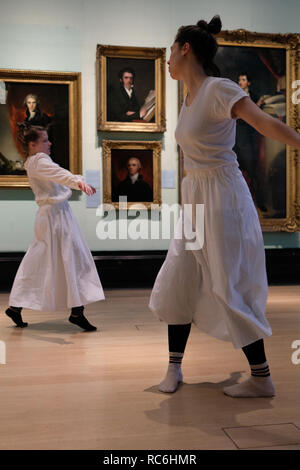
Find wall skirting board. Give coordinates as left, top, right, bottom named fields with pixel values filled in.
left=0, top=249, right=299, bottom=291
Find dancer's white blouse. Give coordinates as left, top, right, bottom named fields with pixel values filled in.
left=24, top=152, right=83, bottom=205
left=176, top=76, right=248, bottom=170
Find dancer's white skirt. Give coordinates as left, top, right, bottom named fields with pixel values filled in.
left=9, top=200, right=105, bottom=311
left=149, top=162, right=272, bottom=349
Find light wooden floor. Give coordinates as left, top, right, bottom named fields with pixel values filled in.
left=0, top=286, right=300, bottom=450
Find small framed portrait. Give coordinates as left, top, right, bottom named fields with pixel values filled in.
left=97, top=45, right=166, bottom=133
left=102, top=140, right=162, bottom=209
left=178, top=29, right=300, bottom=232
left=0, top=69, right=81, bottom=187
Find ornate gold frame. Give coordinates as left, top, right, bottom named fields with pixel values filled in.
left=96, top=45, right=166, bottom=132
left=178, top=29, right=300, bottom=232
left=0, top=69, right=81, bottom=188
left=102, top=139, right=162, bottom=209
left=177, top=81, right=187, bottom=205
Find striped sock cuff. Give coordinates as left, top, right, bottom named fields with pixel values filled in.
left=251, top=362, right=270, bottom=377
left=169, top=352, right=184, bottom=364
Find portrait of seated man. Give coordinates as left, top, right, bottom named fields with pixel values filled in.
left=113, top=157, right=153, bottom=202
left=107, top=67, right=149, bottom=122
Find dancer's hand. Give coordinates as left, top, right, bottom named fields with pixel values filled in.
left=78, top=181, right=96, bottom=196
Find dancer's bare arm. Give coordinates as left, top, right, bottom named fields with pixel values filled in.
left=232, top=96, right=300, bottom=149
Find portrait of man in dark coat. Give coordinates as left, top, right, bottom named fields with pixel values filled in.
left=107, top=67, right=147, bottom=122
left=113, top=156, right=153, bottom=202
left=23, top=94, right=52, bottom=127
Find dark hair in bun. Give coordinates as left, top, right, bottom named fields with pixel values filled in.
left=175, top=15, right=222, bottom=76
left=197, top=16, right=222, bottom=35
left=17, top=123, right=47, bottom=157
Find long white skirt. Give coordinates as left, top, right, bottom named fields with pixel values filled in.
left=149, top=163, right=272, bottom=349
left=9, top=200, right=105, bottom=311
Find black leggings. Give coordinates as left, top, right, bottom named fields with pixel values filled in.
left=168, top=324, right=267, bottom=365
left=71, top=306, right=84, bottom=315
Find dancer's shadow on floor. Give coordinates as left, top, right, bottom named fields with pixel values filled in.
left=144, top=372, right=275, bottom=436
left=5, top=320, right=90, bottom=345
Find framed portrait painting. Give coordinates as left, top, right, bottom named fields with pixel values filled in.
left=102, top=140, right=161, bottom=209
left=0, top=69, right=81, bottom=187
left=97, top=45, right=166, bottom=133
left=178, top=30, right=300, bottom=231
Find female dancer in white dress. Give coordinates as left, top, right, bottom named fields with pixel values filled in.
left=5, top=125, right=105, bottom=331
left=149, top=16, right=300, bottom=397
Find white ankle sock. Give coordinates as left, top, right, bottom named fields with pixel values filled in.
left=158, top=353, right=183, bottom=393
left=223, top=361, right=275, bottom=398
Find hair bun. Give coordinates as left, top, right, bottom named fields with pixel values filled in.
left=208, top=15, right=222, bottom=35
left=196, top=20, right=208, bottom=31
left=197, top=15, right=222, bottom=35
left=17, top=122, right=30, bottom=130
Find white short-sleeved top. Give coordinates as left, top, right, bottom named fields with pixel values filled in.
left=24, top=152, right=83, bottom=206
left=175, top=77, right=249, bottom=170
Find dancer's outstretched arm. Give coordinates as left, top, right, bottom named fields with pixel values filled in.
left=232, top=96, right=300, bottom=149
left=29, top=153, right=96, bottom=195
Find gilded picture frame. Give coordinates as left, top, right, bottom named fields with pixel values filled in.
left=178, top=30, right=300, bottom=232
left=102, top=139, right=162, bottom=210
left=0, top=69, right=82, bottom=188
left=97, top=45, right=166, bottom=133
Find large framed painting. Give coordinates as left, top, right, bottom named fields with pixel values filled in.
left=178, top=30, right=300, bottom=232
left=97, top=45, right=166, bottom=133
left=102, top=139, right=161, bottom=209
left=0, top=69, right=81, bottom=187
